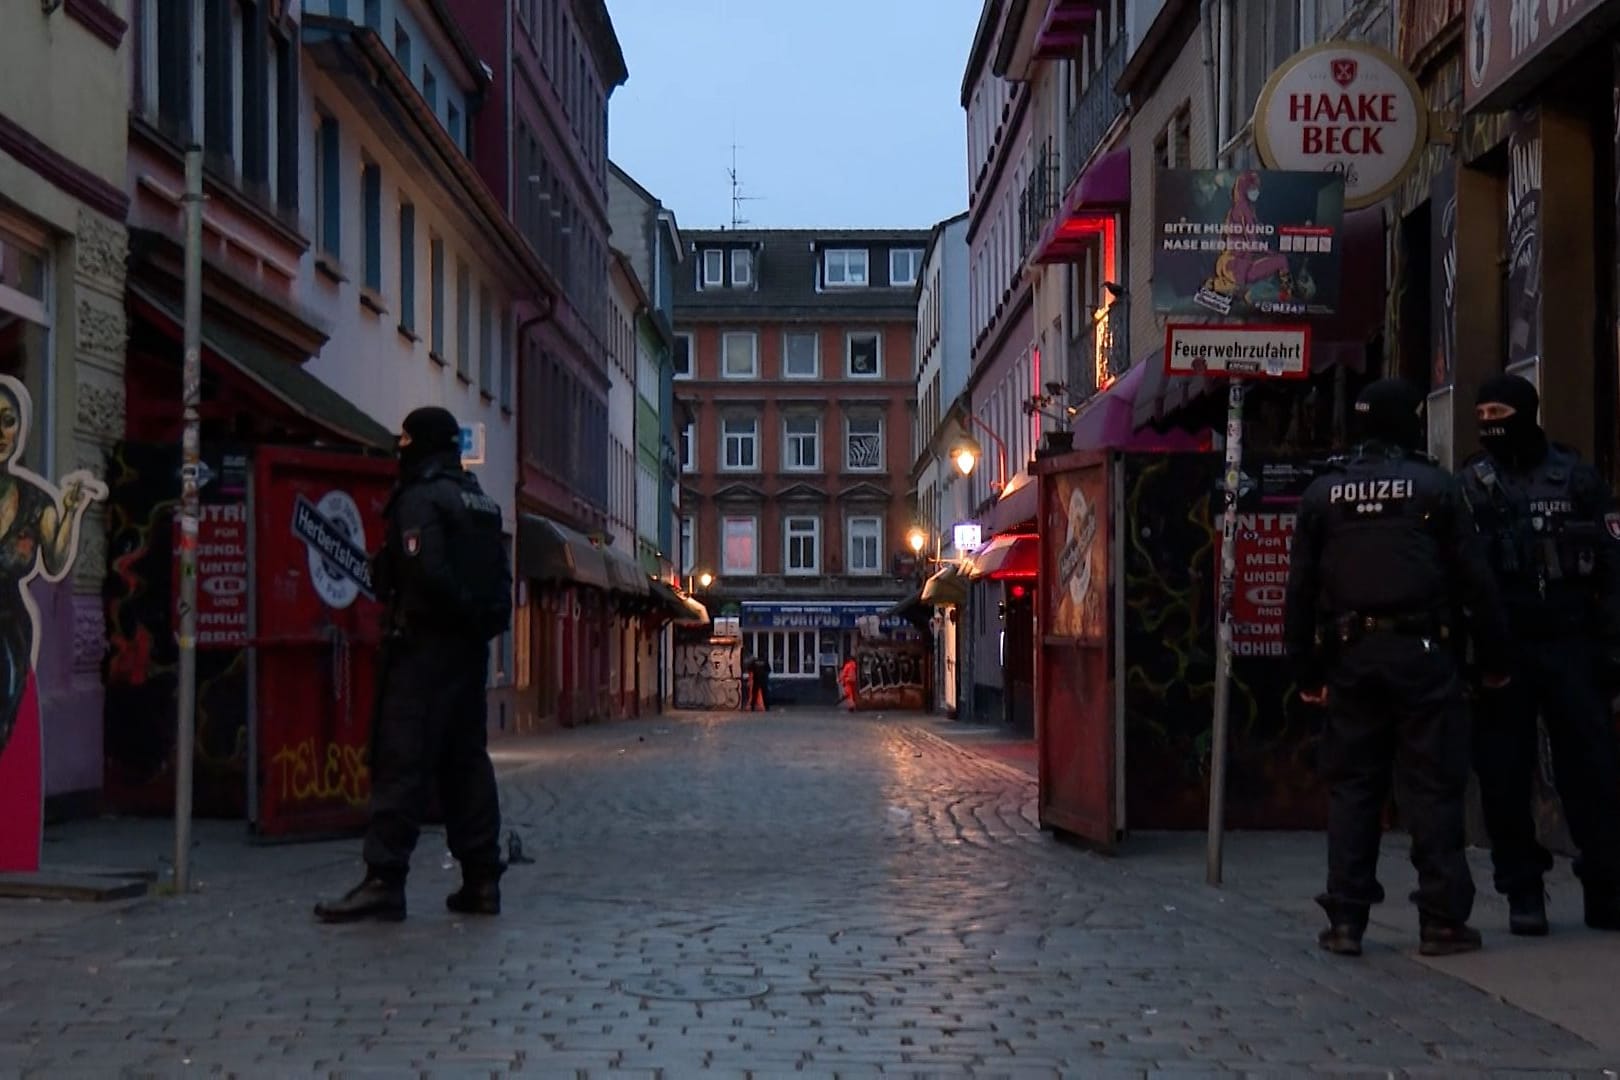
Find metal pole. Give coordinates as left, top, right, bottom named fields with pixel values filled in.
left=175, top=146, right=204, bottom=893
left=1206, top=379, right=1245, bottom=886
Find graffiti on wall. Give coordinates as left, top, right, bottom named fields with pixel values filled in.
left=854, top=645, right=927, bottom=711
left=1120, top=453, right=1326, bottom=831
left=1506, top=107, right=1543, bottom=370
left=0, top=376, right=110, bottom=872
left=673, top=640, right=742, bottom=710
left=102, top=442, right=251, bottom=819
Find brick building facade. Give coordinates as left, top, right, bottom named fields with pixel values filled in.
left=674, top=229, right=927, bottom=702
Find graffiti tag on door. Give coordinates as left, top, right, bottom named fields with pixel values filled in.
left=267, top=737, right=370, bottom=807
left=673, top=641, right=742, bottom=710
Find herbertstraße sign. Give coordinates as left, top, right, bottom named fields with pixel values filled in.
left=1253, top=42, right=1428, bottom=210
left=1152, top=169, right=1345, bottom=319
left=1164, top=324, right=1312, bottom=380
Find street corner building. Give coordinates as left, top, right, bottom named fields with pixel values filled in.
left=672, top=228, right=931, bottom=709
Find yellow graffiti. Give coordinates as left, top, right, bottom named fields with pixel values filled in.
left=268, top=738, right=370, bottom=807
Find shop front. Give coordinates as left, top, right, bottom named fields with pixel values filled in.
left=517, top=513, right=613, bottom=729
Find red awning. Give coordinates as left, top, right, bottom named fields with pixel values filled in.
left=984, top=471, right=1039, bottom=536
left=1033, top=148, right=1129, bottom=264
left=969, top=533, right=1039, bottom=581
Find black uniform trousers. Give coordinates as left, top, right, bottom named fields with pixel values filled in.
left=1318, top=630, right=1475, bottom=926
left=362, top=633, right=503, bottom=880
left=1473, top=636, right=1620, bottom=895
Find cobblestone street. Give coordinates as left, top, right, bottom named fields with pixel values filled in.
left=2, top=710, right=1616, bottom=1077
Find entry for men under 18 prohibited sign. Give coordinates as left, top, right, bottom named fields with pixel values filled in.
left=1163, top=324, right=1312, bottom=379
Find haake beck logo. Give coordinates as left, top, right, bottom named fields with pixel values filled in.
left=1331, top=57, right=1358, bottom=87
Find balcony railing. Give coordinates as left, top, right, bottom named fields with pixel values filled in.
left=1067, top=299, right=1130, bottom=400
left=1017, top=138, right=1060, bottom=265
left=1064, top=35, right=1128, bottom=196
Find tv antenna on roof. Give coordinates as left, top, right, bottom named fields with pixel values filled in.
left=728, top=142, right=759, bottom=230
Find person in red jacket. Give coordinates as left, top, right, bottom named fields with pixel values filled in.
left=839, top=656, right=858, bottom=711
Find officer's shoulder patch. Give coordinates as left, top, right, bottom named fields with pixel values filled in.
left=403, top=528, right=421, bottom=556
left=1605, top=512, right=1620, bottom=542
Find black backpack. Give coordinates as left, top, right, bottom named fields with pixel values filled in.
left=445, top=473, right=513, bottom=642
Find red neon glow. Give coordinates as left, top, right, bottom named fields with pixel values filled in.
left=1010, top=584, right=1028, bottom=599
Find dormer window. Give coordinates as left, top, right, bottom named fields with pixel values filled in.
left=702, top=249, right=724, bottom=287
left=824, top=249, right=868, bottom=287
left=731, top=249, right=752, bottom=287
left=890, top=248, right=923, bottom=287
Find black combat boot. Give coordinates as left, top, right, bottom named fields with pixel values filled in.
left=314, top=871, right=407, bottom=924
left=1419, top=919, right=1483, bottom=956
left=447, top=870, right=502, bottom=916
left=1584, top=885, right=1620, bottom=931
left=1507, top=887, right=1549, bottom=936
left=1316, top=909, right=1368, bottom=957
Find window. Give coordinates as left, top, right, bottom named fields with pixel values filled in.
left=846, top=332, right=881, bottom=378
left=742, top=631, right=819, bottom=678
left=430, top=235, right=445, bottom=356
left=456, top=260, right=471, bottom=378
left=423, top=67, right=437, bottom=112
left=364, top=0, right=382, bottom=29
left=702, top=249, right=724, bottom=287
left=316, top=112, right=340, bottom=257
left=783, top=331, right=818, bottom=379
left=398, top=202, right=416, bottom=332
left=448, top=102, right=462, bottom=152
left=394, top=22, right=412, bottom=73
left=155, top=0, right=194, bottom=141
left=499, top=307, right=513, bottom=408
left=722, top=332, right=757, bottom=379
left=0, top=226, right=51, bottom=473
left=680, top=420, right=695, bottom=472
left=846, top=415, right=883, bottom=471
left=721, top=415, right=757, bottom=471
left=784, top=516, right=820, bottom=575
left=203, top=0, right=235, bottom=164
left=848, top=516, right=882, bottom=576
left=783, top=415, right=820, bottom=472
left=824, top=248, right=868, bottom=287
left=680, top=516, right=695, bottom=574
left=890, top=248, right=923, bottom=287
left=722, top=517, right=758, bottom=575
left=480, top=290, right=496, bottom=391
left=361, top=160, right=382, bottom=293
left=731, top=249, right=752, bottom=287
left=671, top=333, right=692, bottom=378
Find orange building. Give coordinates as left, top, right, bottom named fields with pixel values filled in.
left=674, top=230, right=929, bottom=702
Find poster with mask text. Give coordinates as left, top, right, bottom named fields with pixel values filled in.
left=0, top=376, right=108, bottom=872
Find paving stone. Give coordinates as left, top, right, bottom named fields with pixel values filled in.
left=0, top=711, right=1608, bottom=1074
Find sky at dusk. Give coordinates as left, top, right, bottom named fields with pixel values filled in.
left=604, top=0, right=983, bottom=231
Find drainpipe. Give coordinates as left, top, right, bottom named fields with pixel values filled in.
left=1200, top=0, right=1219, bottom=171
left=1216, top=0, right=1233, bottom=166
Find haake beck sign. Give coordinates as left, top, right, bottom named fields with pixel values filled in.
left=1253, top=42, right=1428, bottom=210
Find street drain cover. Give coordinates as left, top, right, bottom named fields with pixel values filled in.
left=620, top=973, right=770, bottom=1002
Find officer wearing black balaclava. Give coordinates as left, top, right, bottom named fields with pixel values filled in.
left=1286, top=378, right=1510, bottom=958
left=1459, top=374, right=1620, bottom=935
left=316, top=406, right=513, bottom=924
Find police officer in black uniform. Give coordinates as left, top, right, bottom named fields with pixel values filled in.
left=316, top=406, right=513, bottom=923
left=1286, top=378, right=1512, bottom=957
left=1460, top=374, right=1620, bottom=934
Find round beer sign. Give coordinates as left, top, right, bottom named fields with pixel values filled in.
left=1253, top=42, right=1428, bottom=209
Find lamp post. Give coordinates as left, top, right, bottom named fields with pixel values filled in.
left=949, top=415, right=1010, bottom=493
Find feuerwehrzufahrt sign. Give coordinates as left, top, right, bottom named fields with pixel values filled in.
left=1253, top=42, right=1428, bottom=210
left=1164, top=324, right=1312, bottom=380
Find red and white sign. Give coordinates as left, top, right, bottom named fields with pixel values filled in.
left=1253, top=42, right=1428, bottom=209
left=1215, top=512, right=1298, bottom=659
left=174, top=502, right=250, bottom=649
left=1164, top=324, right=1311, bottom=379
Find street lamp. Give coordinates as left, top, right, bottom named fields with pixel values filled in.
left=698, top=571, right=713, bottom=590
left=907, top=528, right=927, bottom=555
left=950, top=415, right=1009, bottom=492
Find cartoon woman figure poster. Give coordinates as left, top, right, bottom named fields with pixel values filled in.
left=0, top=374, right=108, bottom=872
